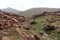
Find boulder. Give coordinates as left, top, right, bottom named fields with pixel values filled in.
left=43, top=25, right=56, bottom=31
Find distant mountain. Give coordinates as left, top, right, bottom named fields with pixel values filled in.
left=1, top=7, right=60, bottom=17
left=21, top=8, right=60, bottom=17
left=1, top=7, right=22, bottom=14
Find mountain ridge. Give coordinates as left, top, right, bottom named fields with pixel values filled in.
left=1, top=7, right=60, bottom=17
left=1, top=7, right=22, bottom=14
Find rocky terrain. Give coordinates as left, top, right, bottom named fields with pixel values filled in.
left=0, top=10, right=40, bottom=40
left=0, top=8, right=60, bottom=40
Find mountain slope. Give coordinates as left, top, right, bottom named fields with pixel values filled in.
left=1, top=7, right=60, bottom=17
left=21, top=8, right=60, bottom=17
left=1, top=7, right=22, bottom=14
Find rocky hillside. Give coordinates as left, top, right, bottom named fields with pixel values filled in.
left=0, top=10, right=40, bottom=40
left=0, top=8, right=60, bottom=40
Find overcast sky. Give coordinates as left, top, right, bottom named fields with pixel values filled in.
left=0, top=0, right=60, bottom=11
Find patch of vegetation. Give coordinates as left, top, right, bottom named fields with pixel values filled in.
left=32, top=15, right=60, bottom=40
left=33, top=15, right=54, bottom=32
